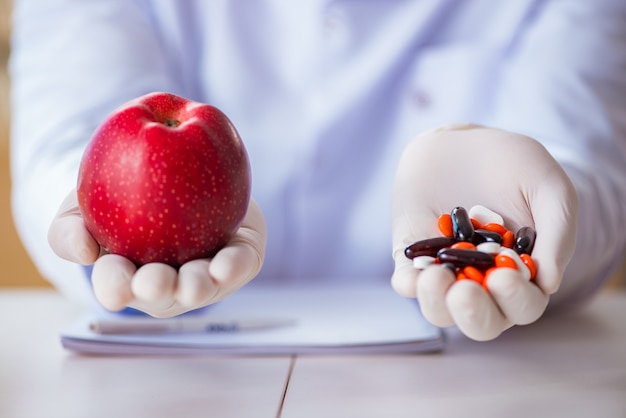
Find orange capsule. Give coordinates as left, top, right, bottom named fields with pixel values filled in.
left=450, top=241, right=477, bottom=250
left=520, top=253, right=538, bottom=280
left=470, top=218, right=483, bottom=230
left=463, top=266, right=485, bottom=284
left=456, top=271, right=469, bottom=281
left=482, top=223, right=508, bottom=236
left=437, top=213, right=454, bottom=237
left=502, top=230, right=515, bottom=248
left=495, top=254, right=518, bottom=269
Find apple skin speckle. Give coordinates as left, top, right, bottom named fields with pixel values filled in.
left=77, top=92, right=251, bottom=268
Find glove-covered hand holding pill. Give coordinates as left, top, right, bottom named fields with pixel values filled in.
left=391, top=125, right=578, bottom=341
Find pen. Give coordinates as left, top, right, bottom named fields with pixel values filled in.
left=89, top=316, right=296, bottom=335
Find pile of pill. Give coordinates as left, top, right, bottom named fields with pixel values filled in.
left=404, top=205, right=537, bottom=288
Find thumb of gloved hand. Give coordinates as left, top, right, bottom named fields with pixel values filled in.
left=48, top=188, right=101, bottom=265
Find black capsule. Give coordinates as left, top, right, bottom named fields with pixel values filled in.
left=405, top=236, right=457, bottom=259
left=436, top=248, right=495, bottom=269
left=514, top=226, right=536, bottom=255
left=451, top=206, right=474, bottom=241
left=471, top=229, right=503, bottom=245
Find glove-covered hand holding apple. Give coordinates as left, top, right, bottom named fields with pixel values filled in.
left=48, top=92, right=266, bottom=317
left=391, top=124, right=578, bottom=341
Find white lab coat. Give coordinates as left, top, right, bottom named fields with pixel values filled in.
left=9, top=0, right=626, bottom=305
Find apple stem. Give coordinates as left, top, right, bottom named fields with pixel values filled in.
left=164, top=119, right=181, bottom=128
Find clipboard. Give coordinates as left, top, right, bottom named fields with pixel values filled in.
left=61, top=279, right=444, bottom=355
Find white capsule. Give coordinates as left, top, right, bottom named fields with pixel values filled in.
left=498, top=248, right=531, bottom=280
left=476, top=242, right=501, bottom=254
left=413, top=255, right=436, bottom=270
left=469, top=205, right=504, bottom=226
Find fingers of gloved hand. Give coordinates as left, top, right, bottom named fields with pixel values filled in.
left=207, top=199, right=267, bottom=302
left=414, top=265, right=548, bottom=339
left=130, top=262, right=177, bottom=303
left=390, top=257, right=419, bottom=298
left=415, top=264, right=456, bottom=327
left=485, top=268, right=549, bottom=325
left=176, top=259, right=218, bottom=308
left=390, top=201, right=440, bottom=297
left=91, top=199, right=267, bottom=317
left=48, top=189, right=100, bottom=265
left=207, top=235, right=263, bottom=302
left=172, top=198, right=267, bottom=310
left=127, top=263, right=184, bottom=318
left=91, top=254, right=136, bottom=311
left=446, top=280, right=513, bottom=341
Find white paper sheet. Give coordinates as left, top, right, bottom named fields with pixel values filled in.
left=61, top=279, right=444, bottom=355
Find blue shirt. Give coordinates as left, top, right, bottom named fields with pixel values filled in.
left=10, top=0, right=626, bottom=303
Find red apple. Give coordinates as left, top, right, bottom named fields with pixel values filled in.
left=77, top=92, right=251, bottom=268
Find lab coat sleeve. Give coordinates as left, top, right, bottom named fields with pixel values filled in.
left=484, top=0, right=626, bottom=304
left=9, top=0, right=176, bottom=302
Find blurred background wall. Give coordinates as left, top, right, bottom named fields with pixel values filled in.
left=1, top=0, right=50, bottom=287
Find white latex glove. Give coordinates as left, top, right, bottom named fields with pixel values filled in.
left=48, top=189, right=266, bottom=317
left=391, top=124, right=578, bottom=341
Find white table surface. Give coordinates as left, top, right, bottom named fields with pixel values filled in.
left=1, top=288, right=625, bottom=418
